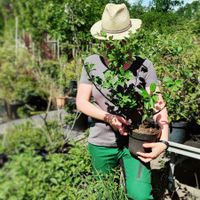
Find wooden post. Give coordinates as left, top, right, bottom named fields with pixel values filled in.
left=57, top=39, right=60, bottom=60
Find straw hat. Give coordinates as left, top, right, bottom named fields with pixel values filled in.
left=90, top=3, right=142, bottom=40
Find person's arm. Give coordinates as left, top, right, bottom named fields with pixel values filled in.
left=152, top=87, right=169, bottom=141
left=137, top=86, right=169, bottom=163
left=76, top=83, right=108, bottom=121
left=76, top=83, right=130, bottom=135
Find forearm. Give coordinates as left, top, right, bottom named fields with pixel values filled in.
left=159, top=125, right=169, bottom=141
left=153, top=107, right=169, bottom=141
left=76, top=83, right=108, bottom=121
left=149, top=87, right=169, bottom=141
left=76, top=99, right=107, bottom=121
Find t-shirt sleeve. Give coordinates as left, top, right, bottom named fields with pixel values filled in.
left=79, top=66, right=92, bottom=85
left=144, top=60, right=159, bottom=87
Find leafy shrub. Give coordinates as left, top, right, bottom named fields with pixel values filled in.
left=1, top=121, right=64, bottom=155
left=0, top=54, right=39, bottom=103
left=122, top=29, right=200, bottom=124
left=141, top=11, right=182, bottom=34
left=0, top=128, right=126, bottom=200
left=64, top=113, right=76, bottom=126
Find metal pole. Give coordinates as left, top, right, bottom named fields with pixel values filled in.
left=168, top=153, right=176, bottom=193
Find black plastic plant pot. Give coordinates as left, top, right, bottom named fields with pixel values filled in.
left=73, top=112, right=88, bottom=131
left=128, top=131, right=158, bottom=156
left=0, top=153, right=8, bottom=168
left=34, top=148, right=49, bottom=162
left=169, top=121, right=188, bottom=144
left=4, top=101, right=23, bottom=119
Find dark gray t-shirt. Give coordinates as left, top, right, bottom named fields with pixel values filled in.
left=79, top=54, right=158, bottom=147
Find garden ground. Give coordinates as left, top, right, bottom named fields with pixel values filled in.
left=0, top=113, right=200, bottom=200
left=151, top=153, right=200, bottom=199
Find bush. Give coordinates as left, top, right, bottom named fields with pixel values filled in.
left=124, top=28, right=200, bottom=124
left=0, top=123, right=127, bottom=200
left=141, top=11, right=182, bottom=34
left=1, top=122, right=65, bottom=155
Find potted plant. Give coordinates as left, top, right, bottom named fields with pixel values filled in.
left=161, top=76, right=188, bottom=143
left=85, top=37, right=161, bottom=155
left=36, top=59, right=71, bottom=109
left=35, top=72, right=66, bottom=109
left=0, top=62, right=37, bottom=119
left=161, top=66, right=199, bottom=143
left=127, top=84, right=160, bottom=155
left=55, top=60, right=68, bottom=109
left=154, top=34, right=200, bottom=143
left=55, top=91, right=66, bottom=109
left=0, top=46, right=49, bottom=119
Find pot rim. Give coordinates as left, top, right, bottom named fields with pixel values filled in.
left=129, top=131, right=158, bottom=141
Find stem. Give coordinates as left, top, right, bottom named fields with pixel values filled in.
left=39, top=95, right=53, bottom=145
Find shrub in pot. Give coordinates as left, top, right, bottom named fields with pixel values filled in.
left=161, top=65, right=199, bottom=143
left=154, top=32, right=200, bottom=143
left=0, top=61, right=39, bottom=119
left=127, top=85, right=160, bottom=155
left=53, top=85, right=67, bottom=109
left=36, top=58, right=77, bottom=109
left=161, top=76, right=189, bottom=143
left=85, top=37, right=162, bottom=155
left=35, top=68, right=67, bottom=109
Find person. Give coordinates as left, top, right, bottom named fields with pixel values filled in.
left=76, top=3, right=169, bottom=200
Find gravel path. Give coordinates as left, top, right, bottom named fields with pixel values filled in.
left=0, top=109, right=86, bottom=142
left=0, top=109, right=67, bottom=134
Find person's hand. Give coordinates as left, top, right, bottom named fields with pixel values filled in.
left=136, top=142, right=167, bottom=163
left=104, top=114, right=130, bottom=136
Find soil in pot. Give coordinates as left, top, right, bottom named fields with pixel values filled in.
left=128, top=122, right=160, bottom=156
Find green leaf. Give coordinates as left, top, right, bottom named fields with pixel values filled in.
left=139, top=89, right=149, bottom=99
left=175, top=79, right=183, bottom=88
left=100, top=31, right=107, bottom=38
left=142, top=114, right=148, bottom=122
left=50, top=178, right=57, bottom=184
left=125, top=71, right=133, bottom=80
left=144, top=103, right=149, bottom=110
left=149, top=98, right=154, bottom=108
left=152, top=95, right=159, bottom=103
left=150, top=83, right=156, bottom=93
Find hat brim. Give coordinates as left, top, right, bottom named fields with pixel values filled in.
left=90, top=19, right=142, bottom=40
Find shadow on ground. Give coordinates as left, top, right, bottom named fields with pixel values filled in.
left=151, top=162, right=169, bottom=200
left=151, top=160, right=200, bottom=200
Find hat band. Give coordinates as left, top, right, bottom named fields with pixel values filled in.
left=102, top=22, right=132, bottom=34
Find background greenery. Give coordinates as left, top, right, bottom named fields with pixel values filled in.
left=0, top=0, right=199, bottom=123
left=0, top=1, right=199, bottom=199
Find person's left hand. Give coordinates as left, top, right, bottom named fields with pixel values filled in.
left=136, top=142, right=167, bottom=163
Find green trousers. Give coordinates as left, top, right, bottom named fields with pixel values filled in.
left=88, top=143, right=153, bottom=200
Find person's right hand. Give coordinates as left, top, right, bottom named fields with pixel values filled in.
left=104, top=114, right=130, bottom=136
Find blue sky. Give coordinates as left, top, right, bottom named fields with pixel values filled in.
left=128, top=0, right=195, bottom=7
